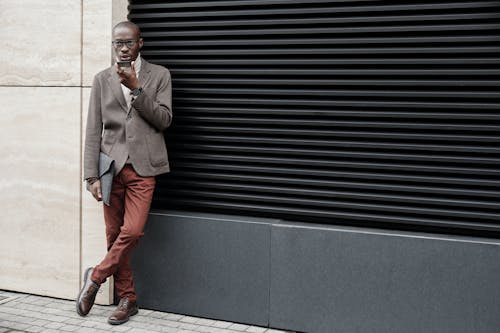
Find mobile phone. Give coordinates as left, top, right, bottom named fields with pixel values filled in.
left=117, top=61, right=131, bottom=72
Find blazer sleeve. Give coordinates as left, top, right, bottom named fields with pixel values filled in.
left=83, top=75, right=103, bottom=180
left=132, top=68, right=172, bottom=131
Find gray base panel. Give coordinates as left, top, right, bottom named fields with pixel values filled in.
left=270, top=223, right=500, bottom=333
left=131, top=211, right=274, bottom=326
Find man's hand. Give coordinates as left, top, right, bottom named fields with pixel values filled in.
left=90, top=180, right=102, bottom=202
left=116, top=61, right=140, bottom=90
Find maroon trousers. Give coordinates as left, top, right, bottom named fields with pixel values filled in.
left=91, top=165, right=155, bottom=302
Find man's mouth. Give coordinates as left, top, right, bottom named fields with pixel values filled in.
left=120, top=55, right=131, bottom=61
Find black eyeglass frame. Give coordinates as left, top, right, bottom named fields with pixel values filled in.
left=112, top=40, right=140, bottom=48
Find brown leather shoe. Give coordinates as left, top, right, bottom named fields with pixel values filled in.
left=108, top=297, right=139, bottom=325
left=76, top=267, right=100, bottom=316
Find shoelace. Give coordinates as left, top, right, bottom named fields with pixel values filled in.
left=119, top=299, right=129, bottom=310
left=84, top=284, right=98, bottom=297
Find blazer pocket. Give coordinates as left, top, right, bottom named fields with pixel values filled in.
left=146, top=133, right=168, bottom=167
left=101, top=131, right=115, bottom=154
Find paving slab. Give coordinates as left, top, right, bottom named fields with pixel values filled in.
left=0, top=291, right=294, bottom=333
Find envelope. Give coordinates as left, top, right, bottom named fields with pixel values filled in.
left=86, top=152, right=115, bottom=206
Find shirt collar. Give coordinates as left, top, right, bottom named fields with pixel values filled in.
left=115, top=53, right=142, bottom=74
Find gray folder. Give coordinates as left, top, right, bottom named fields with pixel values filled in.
left=86, top=152, right=115, bottom=206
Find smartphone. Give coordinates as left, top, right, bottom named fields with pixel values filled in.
left=117, top=61, right=131, bottom=73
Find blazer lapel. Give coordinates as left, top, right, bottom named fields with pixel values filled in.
left=107, top=69, right=129, bottom=112
left=139, top=58, right=152, bottom=88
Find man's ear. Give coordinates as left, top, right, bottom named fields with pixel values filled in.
left=138, top=38, right=144, bottom=50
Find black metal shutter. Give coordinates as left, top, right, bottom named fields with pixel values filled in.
left=129, top=1, right=500, bottom=236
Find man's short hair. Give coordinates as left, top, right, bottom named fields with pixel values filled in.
left=113, top=21, right=141, bottom=38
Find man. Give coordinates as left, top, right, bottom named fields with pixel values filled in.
left=77, top=21, right=172, bottom=325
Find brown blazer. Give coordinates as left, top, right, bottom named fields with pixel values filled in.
left=84, top=58, right=172, bottom=179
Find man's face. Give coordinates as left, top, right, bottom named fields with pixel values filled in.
left=112, top=26, right=143, bottom=62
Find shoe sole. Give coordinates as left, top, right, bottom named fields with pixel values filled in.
left=107, top=307, right=139, bottom=325
left=76, top=267, right=92, bottom=317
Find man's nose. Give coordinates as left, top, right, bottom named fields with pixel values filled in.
left=120, top=44, right=130, bottom=51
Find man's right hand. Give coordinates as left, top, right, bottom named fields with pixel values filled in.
left=90, top=180, right=102, bottom=201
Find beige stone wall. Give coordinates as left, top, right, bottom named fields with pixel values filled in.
left=0, top=0, right=128, bottom=304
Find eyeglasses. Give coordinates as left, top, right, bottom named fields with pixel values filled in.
left=112, top=40, right=139, bottom=48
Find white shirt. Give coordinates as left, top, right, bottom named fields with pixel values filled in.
left=119, top=54, right=142, bottom=109
left=120, top=54, right=142, bottom=163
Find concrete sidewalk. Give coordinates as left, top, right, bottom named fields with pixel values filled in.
left=0, top=290, right=294, bottom=333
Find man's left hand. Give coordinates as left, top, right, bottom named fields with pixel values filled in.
left=116, top=61, right=140, bottom=90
